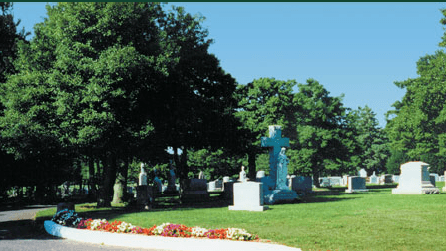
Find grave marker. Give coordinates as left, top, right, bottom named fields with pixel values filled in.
left=261, top=125, right=297, bottom=204
left=392, top=161, right=440, bottom=194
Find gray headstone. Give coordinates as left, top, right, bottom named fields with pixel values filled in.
left=345, top=176, right=368, bottom=193
left=290, top=176, right=313, bottom=194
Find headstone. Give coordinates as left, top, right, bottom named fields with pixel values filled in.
left=329, top=176, right=342, bottom=186
left=429, top=174, right=436, bottom=187
left=380, top=174, right=393, bottom=185
left=181, top=178, right=209, bottom=202
left=430, top=173, right=439, bottom=182
left=198, top=171, right=205, bottom=180
left=165, top=160, right=177, bottom=194
left=136, top=185, right=152, bottom=210
left=392, top=175, right=400, bottom=184
left=345, top=176, right=368, bottom=193
left=439, top=175, right=445, bottom=182
left=392, top=161, right=440, bottom=194
left=256, top=171, right=265, bottom=180
left=228, top=182, right=265, bottom=211
left=289, top=176, right=313, bottom=194
left=207, top=181, right=216, bottom=191
left=369, top=171, right=379, bottom=184
left=239, top=166, right=247, bottom=182
left=319, top=177, right=331, bottom=187
left=138, top=163, right=148, bottom=186
left=341, top=175, right=349, bottom=186
left=261, top=125, right=297, bottom=204
left=216, top=180, right=223, bottom=190
left=153, top=169, right=163, bottom=193
left=443, top=171, right=446, bottom=193
left=223, top=176, right=230, bottom=183
left=358, top=168, right=367, bottom=178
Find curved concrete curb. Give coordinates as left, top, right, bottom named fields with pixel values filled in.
left=44, top=221, right=301, bottom=251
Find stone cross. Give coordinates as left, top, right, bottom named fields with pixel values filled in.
left=261, top=125, right=290, bottom=190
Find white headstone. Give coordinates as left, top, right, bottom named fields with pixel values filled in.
left=392, top=161, right=440, bottom=194
left=198, top=171, right=205, bottom=180
left=138, top=163, right=147, bottom=186
left=443, top=171, right=446, bottom=193
left=223, top=176, right=230, bottom=183
left=329, top=176, right=342, bottom=186
left=228, top=182, right=265, bottom=211
left=369, top=171, right=379, bottom=184
left=256, top=171, right=265, bottom=180
left=358, top=168, right=367, bottom=178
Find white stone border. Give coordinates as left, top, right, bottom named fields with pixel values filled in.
left=44, top=220, right=301, bottom=251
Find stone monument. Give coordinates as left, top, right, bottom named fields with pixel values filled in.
left=137, top=163, right=151, bottom=209
left=153, top=168, right=163, bottom=194
left=239, top=166, right=247, bottom=182
left=369, top=171, right=379, bottom=184
left=228, top=182, right=265, bottom=211
left=358, top=168, right=367, bottom=178
left=443, top=170, right=446, bottom=192
left=289, top=176, right=313, bottom=194
left=261, top=125, right=298, bottom=204
left=165, top=160, right=177, bottom=194
left=345, top=176, right=368, bottom=193
left=392, top=161, right=440, bottom=194
left=139, top=163, right=148, bottom=186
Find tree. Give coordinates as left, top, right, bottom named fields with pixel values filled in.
left=385, top=50, right=446, bottom=174
left=150, top=5, right=242, bottom=181
left=235, top=78, right=297, bottom=180
left=0, top=3, right=241, bottom=206
left=292, top=79, right=355, bottom=187
left=348, top=106, right=389, bottom=175
left=0, top=2, right=29, bottom=83
left=385, top=10, right=446, bottom=174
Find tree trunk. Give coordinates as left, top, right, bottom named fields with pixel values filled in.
left=112, top=159, right=128, bottom=204
left=312, top=171, right=321, bottom=188
left=97, top=152, right=117, bottom=207
left=247, top=151, right=257, bottom=181
left=88, top=155, right=97, bottom=198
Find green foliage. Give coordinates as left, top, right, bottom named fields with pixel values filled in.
left=386, top=50, right=446, bottom=173
left=0, top=2, right=240, bottom=205
left=187, top=148, right=245, bottom=180
left=235, top=78, right=297, bottom=179
left=292, top=79, right=356, bottom=181
left=348, top=106, right=389, bottom=175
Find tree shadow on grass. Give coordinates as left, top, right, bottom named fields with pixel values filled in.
left=0, top=218, right=61, bottom=240
left=299, top=190, right=360, bottom=204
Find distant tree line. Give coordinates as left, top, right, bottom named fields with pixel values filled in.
left=1, top=3, right=445, bottom=206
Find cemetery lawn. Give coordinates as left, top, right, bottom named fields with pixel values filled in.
left=37, top=186, right=446, bottom=251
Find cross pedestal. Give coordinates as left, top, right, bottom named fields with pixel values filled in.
left=261, top=125, right=298, bottom=204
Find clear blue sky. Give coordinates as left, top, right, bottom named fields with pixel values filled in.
left=11, top=2, right=446, bottom=127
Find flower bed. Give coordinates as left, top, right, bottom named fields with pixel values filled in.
left=52, top=209, right=258, bottom=242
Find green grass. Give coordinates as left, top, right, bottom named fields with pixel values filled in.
left=37, top=188, right=446, bottom=251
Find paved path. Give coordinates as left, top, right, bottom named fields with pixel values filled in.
left=0, top=205, right=164, bottom=251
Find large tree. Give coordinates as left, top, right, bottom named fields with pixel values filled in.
left=292, top=79, right=356, bottom=186
left=235, top=78, right=297, bottom=180
left=0, top=3, right=239, bottom=206
left=348, top=106, right=389, bottom=175
left=385, top=9, right=446, bottom=174
left=150, top=6, right=241, bottom=181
